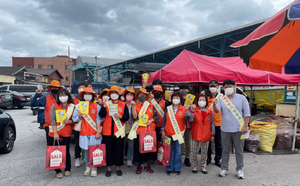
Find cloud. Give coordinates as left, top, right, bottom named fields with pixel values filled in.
left=0, top=0, right=294, bottom=66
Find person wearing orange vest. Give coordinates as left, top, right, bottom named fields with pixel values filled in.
left=30, top=80, right=63, bottom=146
left=72, top=87, right=102, bottom=177
left=72, top=82, right=88, bottom=168
left=189, top=94, right=215, bottom=174
left=49, top=89, right=75, bottom=178
left=123, top=88, right=136, bottom=167
left=99, top=86, right=129, bottom=177
left=161, top=91, right=190, bottom=175
left=206, top=80, right=222, bottom=167
left=150, top=86, right=167, bottom=144
left=132, top=88, right=159, bottom=174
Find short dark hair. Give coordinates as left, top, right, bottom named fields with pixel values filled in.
left=179, top=83, right=189, bottom=90
left=152, top=79, right=162, bottom=85
left=195, top=94, right=208, bottom=107
left=57, top=89, right=74, bottom=105
left=77, top=82, right=88, bottom=88
left=171, top=91, right=183, bottom=102
left=223, top=79, right=235, bottom=86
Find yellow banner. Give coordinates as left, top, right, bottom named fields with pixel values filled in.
left=185, top=94, right=195, bottom=105
left=56, top=110, right=66, bottom=123
left=217, top=93, right=244, bottom=131
left=167, top=106, right=184, bottom=144
left=151, top=99, right=164, bottom=118
left=79, top=101, right=89, bottom=114
left=128, top=101, right=150, bottom=140
left=50, top=104, right=75, bottom=132
left=138, top=114, right=149, bottom=127
left=165, top=90, right=170, bottom=100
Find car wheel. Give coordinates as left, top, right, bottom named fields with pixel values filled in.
left=0, top=127, right=15, bottom=153
left=6, top=103, right=14, bottom=109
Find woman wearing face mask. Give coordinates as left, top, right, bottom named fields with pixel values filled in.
left=161, top=92, right=190, bottom=175
left=72, top=87, right=102, bottom=177
left=189, top=94, right=215, bottom=174
left=123, top=88, right=136, bottom=167
left=99, top=86, right=129, bottom=177
left=49, top=89, right=75, bottom=179
left=97, top=88, right=110, bottom=106
left=131, top=88, right=159, bottom=174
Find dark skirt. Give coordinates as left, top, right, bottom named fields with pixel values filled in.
left=133, top=135, right=156, bottom=166
left=102, top=135, right=125, bottom=167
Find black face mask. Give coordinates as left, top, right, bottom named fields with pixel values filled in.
left=181, top=90, right=188, bottom=96
left=154, top=93, right=161, bottom=98
left=138, top=95, right=146, bottom=102
left=51, top=89, right=59, bottom=94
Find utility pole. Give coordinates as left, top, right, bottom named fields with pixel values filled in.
left=86, top=62, right=89, bottom=80
left=68, top=46, right=71, bottom=89
left=95, top=56, right=98, bottom=82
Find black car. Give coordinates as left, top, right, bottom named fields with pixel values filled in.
left=0, top=109, right=16, bottom=153
left=0, top=90, right=31, bottom=109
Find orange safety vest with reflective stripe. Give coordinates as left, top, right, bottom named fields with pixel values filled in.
left=80, top=102, right=98, bottom=136
left=208, top=96, right=222, bottom=127
left=164, top=105, right=186, bottom=137
left=45, top=94, right=57, bottom=127
left=135, top=102, right=156, bottom=135
left=156, top=99, right=166, bottom=128
left=190, top=108, right=213, bottom=142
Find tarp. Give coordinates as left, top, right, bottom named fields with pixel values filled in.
left=147, top=50, right=300, bottom=85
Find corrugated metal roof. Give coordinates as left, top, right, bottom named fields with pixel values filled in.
left=76, top=56, right=123, bottom=66
left=0, top=66, right=25, bottom=76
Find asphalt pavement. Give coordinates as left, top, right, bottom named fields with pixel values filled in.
left=0, top=107, right=300, bottom=186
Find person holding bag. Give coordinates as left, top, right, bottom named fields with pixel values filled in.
left=99, top=86, right=129, bottom=177
left=72, top=87, right=102, bottom=177
left=130, top=88, right=159, bottom=174
left=49, top=89, right=75, bottom=179
left=161, top=91, right=190, bottom=175
left=123, top=88, right=136, bottom=167
left=189, top=94, right=215, bottom=174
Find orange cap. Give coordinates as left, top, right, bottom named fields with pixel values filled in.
left=135, top=88, right=150, bottom=100
left=123, top=88, right=135, bottom=97
left=79, top=87, right=97, bottom=99
left=46, top=80, right=63, bottom=90
left=151, top=86, right=164, bottom=95
left=108, top=86, right=122, bottom=96
left=120, top=89, right=125, bottom=96
left=99, top=88, right=110, bottom=98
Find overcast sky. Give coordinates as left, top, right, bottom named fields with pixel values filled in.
left=0, top=0, right=294, bottom=66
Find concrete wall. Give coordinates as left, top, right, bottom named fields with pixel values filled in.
left=0, top=75, right=15, bottom=85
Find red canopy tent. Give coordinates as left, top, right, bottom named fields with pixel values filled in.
left=148, top=50, right=300, bottom=85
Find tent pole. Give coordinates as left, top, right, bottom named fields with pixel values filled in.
left=250, top=86, right=253, bottom=116
left=292, top=83, right=300, bottom=151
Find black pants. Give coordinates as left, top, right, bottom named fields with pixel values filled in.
left=45, top=126, right=51, bottom=146
left=133, top=135, right=156, bottom=166
left=49, top=136, right=71, bottom=173
left=208, top=126, right=222, bottom=162
left=74, top=131, right=81, bottom=159
left=155, top=127, right=162, bottom=144
left=102, top=135, right=124, bottom=167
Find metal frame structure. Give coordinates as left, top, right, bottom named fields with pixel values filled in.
left=94, top=19, right=265, bottom=83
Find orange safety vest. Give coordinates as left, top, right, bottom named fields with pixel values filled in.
left=155, top=99, right=166, bottom=128
left=102, top=100, right=126, bottom=136
left=190, top=108, right=213, bottom=142
left=80, top=102, right=98, bottom=136
left=164, top=105, right=186, bottom=137
left=48, top=103, right=75, bottom=137
left=45, top=94, right=57, bottom=127
left=208, top=96, right=222, bottom=127
left=73, top=96, right=80, bottom=105
left=135, top=102, right=156, bottom=135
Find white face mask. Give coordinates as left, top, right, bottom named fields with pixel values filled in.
left=102, top=95, right=110, bottom=101
left=59, top=96, right=68, bottom=103
left=225, top=87, right=234, bottom=96
left=209, top=87, right=217, bottom=93
left=84, top=94, right=93, bottom=101
left=173, top=98, right=180, bottom=105
left=110, top=93, right=119, bottom=100
left=198, top=101, right=206, bottom=107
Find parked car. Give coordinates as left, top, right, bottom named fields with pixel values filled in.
left=0, top=90, right=31, bottom=109
left=0, top=109, right=16, bottom=153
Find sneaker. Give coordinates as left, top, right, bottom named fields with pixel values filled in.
left=237, top=170, right=244, bottom=179
left=56, top=172, right=63, bottom=179
left=65, top=171, right=71, bottom=177
left=201, top=169, right=208, bottom=174
left=192, top=169, right=197, bottom=174
left=219, top=170, right=228, bottom=177
left=84, top=167, right=91, bottom=176
left=90, top=168, right=97, bottom=177
left=75, top=158, right=81, bottom=167
left=136, top=166, right=142, bottom=174
left=127, top=159, right=132, bottom=167
left=144, top=165, right=153, bottom=173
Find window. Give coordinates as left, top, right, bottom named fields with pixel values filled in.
left=0, top=86, right=7, bottom=91
left=65, top=65, right=69, bottom=70
left=29, top=65, right=34, bottom=69
left=66, top=76, right=69, bottom=81
left=38, top=65, right=43, bottom=69
left=48, top=65, right=53, bottom=69
left=18, top=65, right=23, bottom=67
left=9, top=85, right=38, bottom=92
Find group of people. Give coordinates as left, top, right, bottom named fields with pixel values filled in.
left=31, top=78, right=250, bottom=180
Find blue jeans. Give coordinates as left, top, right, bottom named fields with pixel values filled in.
left=166, top=136, right=183, bottom=172
left=124, top=134, right=134, bottom=160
